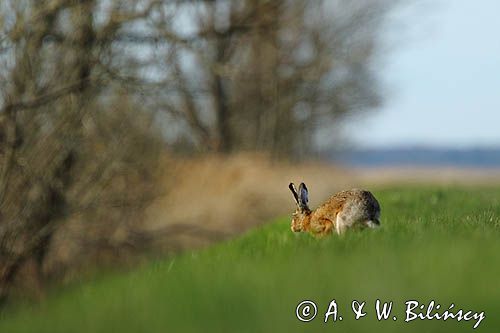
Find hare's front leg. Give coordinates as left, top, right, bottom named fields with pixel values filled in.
left=311, top=218, right=334, bottom=237
left=320, top=218, right=334, bottom=236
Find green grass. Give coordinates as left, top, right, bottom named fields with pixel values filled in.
left=1, top=186, right=500, bottom=332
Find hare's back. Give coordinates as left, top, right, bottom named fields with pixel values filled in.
left=326, top=189, right=380, bottom=219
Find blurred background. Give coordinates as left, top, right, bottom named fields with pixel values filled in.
left=336, top=0, right=500, bottom=168
left=0, top=0, right=499, bottom=302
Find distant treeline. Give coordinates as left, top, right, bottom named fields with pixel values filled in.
left=333, top=147, right=500, bottom=168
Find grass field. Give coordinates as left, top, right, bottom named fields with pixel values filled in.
left=1, top=186, right=500, bottom=332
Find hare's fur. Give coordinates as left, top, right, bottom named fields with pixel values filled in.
left=289, top=183, right=380, bottom=236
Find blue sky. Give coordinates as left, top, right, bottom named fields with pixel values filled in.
left=346, top=0, right=500, bottom=148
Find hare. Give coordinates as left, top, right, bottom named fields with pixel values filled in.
left=288, top=182, right=380, bottom=236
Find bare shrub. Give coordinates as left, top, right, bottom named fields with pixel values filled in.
left=0, top=0, right=163, bottom=302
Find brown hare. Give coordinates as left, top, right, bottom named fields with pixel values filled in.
left=288, top=182, right=381, bottom=236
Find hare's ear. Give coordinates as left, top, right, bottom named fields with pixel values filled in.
left=289, top=183, right=299, bottom=206
left=298, top=182, right=309, bottom=209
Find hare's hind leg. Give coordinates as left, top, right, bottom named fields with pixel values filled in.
left=364, top=220, right=380, bottom=228
left=335, top=215, right=346, bottom=235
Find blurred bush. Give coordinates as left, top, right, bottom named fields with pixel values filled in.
left=0, top=1, right=163, bottom=302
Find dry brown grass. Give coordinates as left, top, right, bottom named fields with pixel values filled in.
left=143, top=154, right=500, bottom=245
left=144, top=154, right=352, bottom=236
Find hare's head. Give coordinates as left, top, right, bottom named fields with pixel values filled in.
left=289, top=182, right=312, bottom=232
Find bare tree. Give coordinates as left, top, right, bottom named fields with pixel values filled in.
left=0, top=0, right=163, bottom=301
left=143, top=0, right=396, bottom=156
